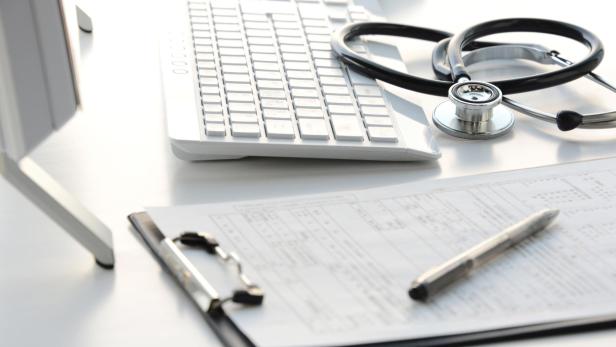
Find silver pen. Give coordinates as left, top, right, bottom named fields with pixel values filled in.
left=409, top=208, right=559, bottom=301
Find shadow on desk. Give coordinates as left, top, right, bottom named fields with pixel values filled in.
left=168, top=157, right=441, bottom=206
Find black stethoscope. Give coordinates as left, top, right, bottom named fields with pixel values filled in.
left=331, top=18, right=616, bottom=139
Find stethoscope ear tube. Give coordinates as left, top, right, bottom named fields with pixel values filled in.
left=446, top=18, right=604, bottom=94
left=332, top=22, right=454, bottom=96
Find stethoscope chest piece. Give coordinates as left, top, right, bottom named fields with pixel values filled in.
left=432, top=81, right=515, bottom=140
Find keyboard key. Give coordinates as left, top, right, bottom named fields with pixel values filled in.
left=294, top=98, right=321, bottom=108
left=222, top=65, right=248, bottom=73
left=193, top=31, right=212, bottom=39
left=215, top=24, right=240, bottom=32
left=202, top=95, right=222, bottom=103
left=367, top=126, right=397, bottom=142
left=328, top=104, right=356, bottom=115
left=364, top=116, right=393, bottom=126
left=230, top=113, right=258, bottom=123
left=303, top=19, right=328, bottom=27
left=212, top=9, right=237, bottom=16
left=227, top=92, right=254, bottom=102
left=299, top=7, right=326, bottom=19
left=272, top=14, right=298, bottom=22
left=217, top=31, right=242, bottom=39
left=214, top=16, right=239, bottom=24
left=289, top=79, right=318, bottom=89
left=282, top=53, right=310, bottom=62
left=196, top=53, right=215, bottom=61
left=232, top=123, right=261, bottom=137
left=357, top=96, right=386, bottom=106
left=224, top=73, right=250, bottom=83
left=284, top=61, right=312, bottom=71
left=286, top=70, right=314, bottom=80
left=206, top=123, right=226, bottom=136
left=225, top=83, right=252, bottom=92
left=348, top=69, right=377, bottom=85
left=220, top=56, right=247, bottom=64
left=361, top=106, right=389, bottom=117
left=205, top=114, right=224, bottom=123
left=211, top=1, right=237, bottom=9
left=252, top=53, right=278, bottom=62
left=331, top=115, right=363, bottom=141
left=192, top=24, right=211, bottom=31
left=198, top=61, right=216, bottom=69
left=261, top=99, right=288, bottom=109
left=262, top=108, right=292, bottom=119
left=198, top=69, right=217, bottom=77
left=201, top=86, right=220, bottom=94
left=246, top=29, right=272, bottom=37
left=274, top=21, right=300, bottom=30
left=312, top=50, right=335, bottom=59
left=320, top=76, right=347, bottom=86
left=244, top=21, right=270, bottom=30
left=247, top=36, right=272, bottom=45
left=280, top=45, right=306, bottom=53
left=195, top=45, right=213, bottom=53
left=265, top=119, right=295, bottom=139
left=228, top=102, right=256, bottom=113
left=278, top=36, right=305, bottom=45
left=309, top=42, right=331, bottom=51
left=322, top=86, right=350, bottom=95
left=203, top=104, right=224, bottom=113
left=298, top=118, right=329, bottom=140
left=317, top=68, right=344, bottom=77
left=291, top=88, right=319, bottom=98
left=255, top=71, right=282, bottom=80
left=314, top=59, right=338, bottom=68
left=217, top=39, right=243, bottom=48
left=259, top=89, right=287, bottom=99
left=324, top=94, right=353, bottom=105
left=306, top=34, right=330, bottom=43
left=353, top=85, right=382, bottom=97
left=254, top=62, right=280, bottom=71
left=296, top=108, right=325, bottom=118
left=243, top=14, right=267, bottom=22
left=305, top=26, right=332, bottom=35
left=199, top=77, right=219, bottom=86
left=276, top=28, right=302, bottom=37
left=189, top=3, right=208, bottom=10
left=219, top=47, right=245, bottom=56
left=194, top=38, right=213, bottom=46
left=250, top=45, right=277, bottom=54
left=257, top=80, right=284, bottom=89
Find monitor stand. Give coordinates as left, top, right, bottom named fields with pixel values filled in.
left=0, top=151, right=115, bottom=268
left=76, top=5, right=93, bottom=33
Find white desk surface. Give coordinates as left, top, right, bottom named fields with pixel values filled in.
left=1, top=0, right=616, bottom=346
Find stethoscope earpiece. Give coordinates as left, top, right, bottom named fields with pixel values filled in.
left=432, top=80, right=514, bottom=139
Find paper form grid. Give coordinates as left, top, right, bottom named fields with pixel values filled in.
left=148, top=158, right=616, bottom=347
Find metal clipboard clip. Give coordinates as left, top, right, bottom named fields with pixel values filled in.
left=137, top=219, right=264, bottom=313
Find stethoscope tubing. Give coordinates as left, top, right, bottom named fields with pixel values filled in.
left=332, top=18, right=615, bottom=130
left=446, top=18, right=604, bottom=93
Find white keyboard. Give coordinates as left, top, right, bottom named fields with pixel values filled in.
left=160, top=0, right=440, bottom=161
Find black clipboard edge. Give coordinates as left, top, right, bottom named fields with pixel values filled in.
left=128, top=211, right=616, bottom=347
left=128, top=211, right=256, bottom=347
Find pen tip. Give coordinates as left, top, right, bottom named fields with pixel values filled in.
left=409, top=284, right=428, bottom=301
left=545, top=208, right=560, bottom=219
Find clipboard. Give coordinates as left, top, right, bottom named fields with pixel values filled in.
left=128, top=211, right=616, bottom=347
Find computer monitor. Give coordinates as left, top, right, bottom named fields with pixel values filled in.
left=0, top=0, right=114, bottom=268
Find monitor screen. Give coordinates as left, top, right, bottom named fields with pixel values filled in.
left=0, top=0, right=80, bottom=159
